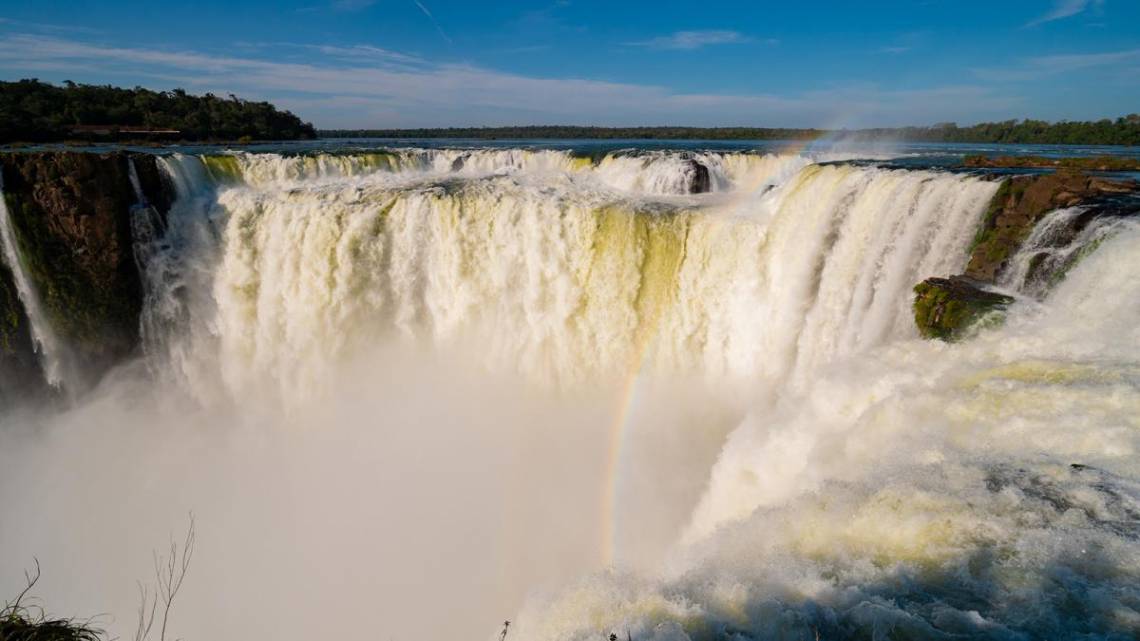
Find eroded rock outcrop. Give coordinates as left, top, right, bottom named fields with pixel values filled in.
left=915, top=170, right=1137, bottom=341
left=913, top=276, right=1014, bottom=341
left=683, top=159, right=711, bottom=194
left=965, top=171, right=1134, bottom=281
left=0, top=151, right=171, bottom=391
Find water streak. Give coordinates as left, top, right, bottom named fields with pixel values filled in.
left=0, top=173, right=71, bottom=387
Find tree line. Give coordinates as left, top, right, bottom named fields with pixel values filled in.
left=321, top=117, right=1140, bottom=146
left=3, top=78, right=1137, bottom=146
left=0, top=79, right=316, bottom=143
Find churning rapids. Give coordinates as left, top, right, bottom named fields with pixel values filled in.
left=3, top=147, right=1140, bottom=641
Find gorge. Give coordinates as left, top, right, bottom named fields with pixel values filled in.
left=2, top=146, right=1140, bottom=640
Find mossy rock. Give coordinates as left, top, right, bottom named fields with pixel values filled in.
left=965, top=172, right=1136, bottom=282
left=0, top=152, right=170, bottom=385
left=913, top=276, right=1014, bottom=341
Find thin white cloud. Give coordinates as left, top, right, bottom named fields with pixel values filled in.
left=307, top=44, right=428, bottom=67
left=1024, top=0, right=1104, bottom=27
left=0, top=33, right=1017, bottom=128
left=626, top=30, right=767, bottom=50
left=0, top=16, right=102, bottom=34
left=412, top=0, right=452, bottom=44
left=1029, top=48, right=1140, bottom=71
left=973, top=47, right=1140, bottom=81
left=879, top=46, right=912, bottom=54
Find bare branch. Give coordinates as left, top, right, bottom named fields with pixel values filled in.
left=133, top=581, right=157, bottom=641
left=133, top=514, right=196, bottom=641
left=7, top=557, right=41, bottom=613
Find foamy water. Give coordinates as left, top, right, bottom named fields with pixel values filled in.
left=1, top=148, right=1137, bottom=640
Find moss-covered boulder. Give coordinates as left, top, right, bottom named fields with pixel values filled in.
left=965, top=171, right=1134, bottom=282
left=913, top=276, right=1014, bottom=341
left=0, top=151, right=171, bottom=386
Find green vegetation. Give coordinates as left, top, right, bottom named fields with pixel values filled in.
left=1, top=562, right=102, bottom=641
left=0, top=79, right=316, bottom=143
left=321, top=115, right=1140, bottom=145
left=854, top=117, right=1140, bottom=146
left=321, top=125, right=829, bottom=141
left=913, top=277, right=1014, bottom=341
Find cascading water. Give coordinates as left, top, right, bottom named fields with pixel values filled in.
left=4, top=147, right=1139, bottom=641
left=141, top=151, right=997, bottom=402
left=999, top=205, right=1139, bottom=299
left=0, top=173, right=72, bottom=388
left=516, top=222, right=1140, bottom=640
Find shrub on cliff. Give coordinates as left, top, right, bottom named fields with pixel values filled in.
left=1, top=561, right=101, bottom=641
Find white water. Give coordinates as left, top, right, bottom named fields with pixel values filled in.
left=3, top=149, right=1139, bottom=641
left=141, top=151, right=996, bottom=402
left=517, top=224, right=1140, bottom=640
left=999, top=205, right=1139, bottom=299
left=0, top=173, right=72, bottom=388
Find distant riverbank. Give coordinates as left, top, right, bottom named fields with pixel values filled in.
left=320, top=117, right=1140, bottom=146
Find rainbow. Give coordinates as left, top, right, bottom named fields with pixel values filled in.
left=599, top=338, right=655, bottom=565
left=597, top=137, right=824, bottom=565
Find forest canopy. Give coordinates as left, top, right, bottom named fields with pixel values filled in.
left=0, top=79, right=317, bottom=143
left=3, top=78, right=1138, bottom=146
left=323, top=116, right=1140, bottom=146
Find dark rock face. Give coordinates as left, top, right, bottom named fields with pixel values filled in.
left=0, top=151, right=171, bottom=389
left=683, top=160, right=711, bottom=194
left=0, top=260, right=47, bottom=404
left=965, top=171, right=1134, bottom=282
left=913, top=276, right=1014, bottom=342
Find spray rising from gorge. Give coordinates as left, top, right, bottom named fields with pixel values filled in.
left=1, top=145, right=1139, bottom=640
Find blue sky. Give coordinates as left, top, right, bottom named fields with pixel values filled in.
left=0, top=0, right=1137, bottom=128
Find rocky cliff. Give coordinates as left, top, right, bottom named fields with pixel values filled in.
left=914, top=170, right=1138, bottom=341
left=0, top=151, right=171, bottom=396
left=0, top=260, right=45, bottom=404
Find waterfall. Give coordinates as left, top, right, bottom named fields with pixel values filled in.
left=0, top=172, right=71, bottom=388
left=7, top=146, right=1140, bottom=641
left=140, top=151, right=998, bottom=403
left=998, top=205, right=1139, bottom=298
left=515, top=203, right=1140, bottom=641
left=128, top=158, right=166, bottom=275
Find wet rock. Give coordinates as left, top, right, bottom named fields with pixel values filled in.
left=913, top=276, right=1013, bottom=341
left=683, top=160, right=711, bottom=194
left=0, top=260, right=47, bottom=403
left=0, top=151, right=170, bottom=385
left=965, top=171, right=1136, bottom=282
left=963, top=154, right=1140, bottom=172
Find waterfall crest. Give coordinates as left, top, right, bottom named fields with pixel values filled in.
left=142, top=152, right=998, bottom=401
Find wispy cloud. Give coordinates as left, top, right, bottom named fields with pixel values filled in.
left=307, top=44, right=428, bottom=67
left=412, top=0, right=452, bottom=44
left=1024, top=0, right=1104, bottom=27
left=0, top=33, right=1016, bottom=128
left=1030, top=47, right=1140, bottom=72
left=0, top=16, right=102, bottom=34
left=625, top=30, right=771, bottom=50
left=879, top=46, right=912, bottom=54
left=973, top=46, right=1140, bottom=81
